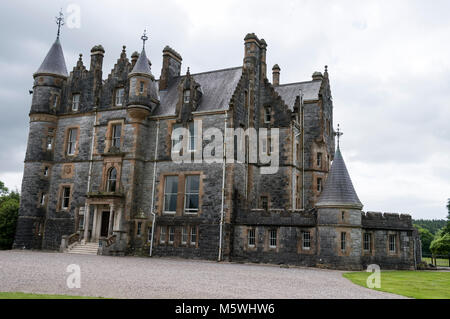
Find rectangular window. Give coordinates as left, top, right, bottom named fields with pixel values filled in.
left=317, top=152, right=322, bottom=168
left=168, top=227, right=175, bottom=244
left=302, top=231, right=311, bottom=250
left=115, top=88, right=124, bottom=106
left=389, top=234, right=397, bottom=252
left=139, top=82, right=145, bottom=94
left=67, top=128, right=78, bottom=155
left=164, top=176, right=178, bottom=213
left=317, top=178, right=322, bottom=192
left=188, top=122, right=197, bottom=152
left=269, top=229, right=277, bottom=248
left=184, top=175, right=200, bottom=214
left=160, top=227, right=166, bottom=244
left=61, top=186, right=71, bottom=210
left=190, top=226, right=197, bottom=245
left=112, top=124, right=122, bottom=148
left=261, top=196, right=268, bottom=210
left=264, top=107, right=271, bottom=123
left=364, top=233, right=371, bottom=252
left=248, top=228, right=256, bottom=247
left=181, top=227, right=188, bottom=244
left=72, top=94, right=80, bottom=111
left=137, top=222, right=142, bottom=236
left=341, top=232, right=346, bottom=252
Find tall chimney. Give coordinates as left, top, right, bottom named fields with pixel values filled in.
left=272, top=64, right=280, bottom=86
left=159, top=46, right=182, bottom=91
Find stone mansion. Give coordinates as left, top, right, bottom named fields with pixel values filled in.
left=13, top=25, right=421, bottom=270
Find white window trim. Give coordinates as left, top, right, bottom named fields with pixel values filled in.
left=72, top=94, right=80, bottom=111
left=190, top=226, right=197, bottom=245
left=115, top=88, right=124, bottom=106
left=67, top=128, right=77, bottom=156
left=168, top=227, right=174, bottom=244
left=184, top=175, right=200, bottom=214
left=248, top=229, right=256, bottom=247
left=181, top=227, right=188, bottom=244
left=269, top=229, right=277, bottom=248
left=302, top=231, right=311, bottom=250
left=160, top=227, right=166, bottom=244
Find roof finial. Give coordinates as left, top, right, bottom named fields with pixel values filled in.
left=141, top=29, right=148, bottom=49
left=55, top=9, right=64, bottom=40
left=335, top=124, right=343, bottom=148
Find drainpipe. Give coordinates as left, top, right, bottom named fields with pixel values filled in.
left=84, top=107, right=98, bottom=240
left=218, top=111, right=228, bottom=261
left=149, top=120, right=160, bottom=257
left=300, top=90, right=305, bottom=210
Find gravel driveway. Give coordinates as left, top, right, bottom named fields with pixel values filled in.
left=0, top=250, right=404, bottom=299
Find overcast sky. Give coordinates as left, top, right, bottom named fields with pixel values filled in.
left=0, top=0, right=449, bottom=219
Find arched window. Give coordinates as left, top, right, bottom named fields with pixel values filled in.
left=107, top=167, right=117, bottom=192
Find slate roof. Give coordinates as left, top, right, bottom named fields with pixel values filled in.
left=153, top=67, right=242, bottom=116
left=316, top=147, right=363, bottom=209
left=274, top=80, right=322, bottom=110
left=129, top=47, right=152, bottom=76
left=35, top=39, right=68, bottom=77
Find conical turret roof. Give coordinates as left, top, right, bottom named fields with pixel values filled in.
left=35, top=38, right=68, bottom=77
left=316, top=147, right=363, bottom=209
left=129, top=47, right=152, bottom=76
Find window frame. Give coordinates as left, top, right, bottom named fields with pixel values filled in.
left=190, top=226, right=197, bottom=246
left=112, top=123, right=122, bottom=149
left=269, top=229, right=277, bottom=249
left=61, top=186, right=71, bottom=210
left=389, top=234, right=397, bottom=253
left=72, top=93, right=80, bottom=111
left=181, top=226, right=188, bottom=244
left=317, top=177, right=323, bottom=192
left=264, top=106, right=272, bottom=123
left=364, top=232, right=371, bottom=252
left=115, top=88, right=125, bottom=106
left=168, top=226, right=175, bottom=244
left=184, top=175, right=200, bottom=214
left=159, top=226, right=166, bottom=244
left=183, top=90, right=190, bottom=104
left=317, top=152, right=322, bottom=168
left=163, top=175, right=178, bottom=214
left=302, top=231, right=311, bottom=250
left=248, top=228, right=256, bottom=247
left=340, top=232, right=346, bottom=252
left=67, top=128, right=78, bottom=156
left=106, top=167, right=117, bottom=192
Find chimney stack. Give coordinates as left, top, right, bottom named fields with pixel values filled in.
left=159, top=46, right=182, bottom=91
left=272, top=64, right=280, bottom=86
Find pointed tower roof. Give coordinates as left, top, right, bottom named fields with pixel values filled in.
left=35, top=38, right=68, bottom=78
left=316, top=147, right=363, bottom=209
left=35, top=11, right=68, bottom=78
left=129, top=30, right=152, bottom=76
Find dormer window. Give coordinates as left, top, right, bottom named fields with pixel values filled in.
left=183, top=90, right=190, bottom=103
left=115, top=88, right=124, bottom=106
left=72, top=94, right=80, bottom=111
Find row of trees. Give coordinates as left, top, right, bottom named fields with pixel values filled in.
left=414, top=199, right=450, bottom=256
left=0, top=181, right=20, bottom=249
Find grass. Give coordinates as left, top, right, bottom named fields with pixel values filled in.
left=0, top=292, right=103, bottom=299
left=422, top=257, right=450, bottom=267
left=343, top=271, right=450, bottom=299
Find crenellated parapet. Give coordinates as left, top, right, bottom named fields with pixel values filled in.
left=362, top=211, right=413, bottom=230
left=235, top=208, right=316, bottom=227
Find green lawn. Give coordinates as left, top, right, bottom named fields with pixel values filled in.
left=343, top=271, right=450, bottom=299
left=422, top=257, right=450, bottom=267
left=0, top=292, right=102, bottom=299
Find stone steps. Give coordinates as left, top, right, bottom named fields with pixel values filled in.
left=67, top=243, right=99, bottom=255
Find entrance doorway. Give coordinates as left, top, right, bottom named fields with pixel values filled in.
left=100, top=211, right=110, bottom=237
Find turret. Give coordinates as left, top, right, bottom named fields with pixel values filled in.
left=127, top=30, right=159, bottom=116
left=315, top=130, right=364, bottom=269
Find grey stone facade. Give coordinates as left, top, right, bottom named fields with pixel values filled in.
left=13, top=31, right=420, bottom=270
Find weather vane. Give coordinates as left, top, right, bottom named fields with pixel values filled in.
left=141, top=29, right=148, bottom=49
left=55, top=9, right=65, bottom=40
left=335, top=124, right=343, bottom=147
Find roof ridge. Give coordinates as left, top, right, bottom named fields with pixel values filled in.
left=182, top=66, right=242, bottom=77
left=276, top=80, right=318, bottom=87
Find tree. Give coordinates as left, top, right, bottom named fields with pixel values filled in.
left=0, top=181, right=20, bottom=250
left=443, top=199, right=450, bottom=235
left=430, top=233, right=450, bottom=256
left=414, top=225, right=434, bottom=255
